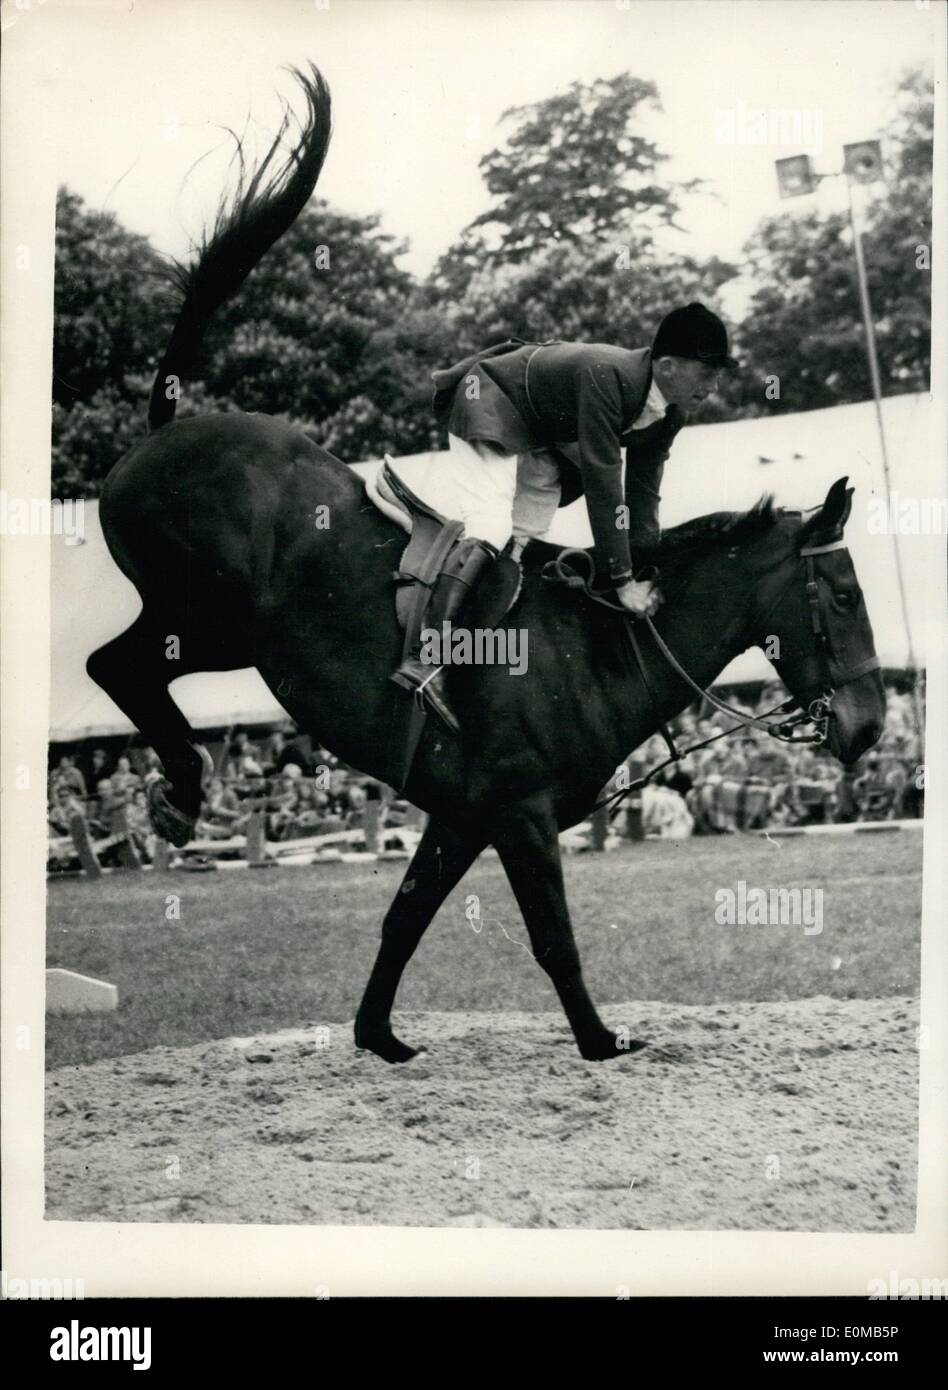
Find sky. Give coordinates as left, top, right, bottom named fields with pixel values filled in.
left=8, top=0, right=939, bottom=311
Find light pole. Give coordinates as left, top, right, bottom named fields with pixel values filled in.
left=775, top=145, right=922, bottom=728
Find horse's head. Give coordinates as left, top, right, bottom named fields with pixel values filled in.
left=753, top=477, right=886, bottom=764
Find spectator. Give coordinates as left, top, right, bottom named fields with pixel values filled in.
left=195, top=776, right=247, bottom=841
left=311, top=788, right=346, bottom=834
left=80, top=746, right=112, bottom=790
left=853, top=751, right=898, bottom=821
left=126, top=787, right=156, bottom=862
left=642, top=782, right=693, bottom=838
left=264, top=724, right=313, bottom=776
left=48, top=782, right=85, bottom=835
left=266, top=770, right=302, bottom=840
left=47, top=784, right=88, bottom=871
left=344, top=784, right=367, bottom=830
left=226, top=730, right=261, bottom=780
left=111, top=754, right=141, bottom=797
left=134, top=746, right=164, bottom=783
left=287, top=782, right=329, bottom=837
left=233, top=757, right=267, bottom=803
left=49, top=754, right=86, bottom=800
left=88, top=777, right=116, bottom=834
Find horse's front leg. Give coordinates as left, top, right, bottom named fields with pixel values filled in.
left=355, top=816, right=487, bottom=1063
left=491, top=794, right=646, bottom=1061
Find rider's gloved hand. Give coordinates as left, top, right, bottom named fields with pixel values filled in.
left=615, top=578, right=661, bottom=618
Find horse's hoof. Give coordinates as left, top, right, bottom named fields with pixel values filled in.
left=147, top=778, right=196, bottom=848
left=579, top=1030, right=648, bottom=1061
left=354, top=1020, right=421, bottom=1064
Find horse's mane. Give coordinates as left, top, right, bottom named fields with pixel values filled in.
left=645, top=494, right=779, bottom=569
left=523, top=494, right=780, bottom=577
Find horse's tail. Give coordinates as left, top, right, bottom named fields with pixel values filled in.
left=148, top=64, right=332, bottom=431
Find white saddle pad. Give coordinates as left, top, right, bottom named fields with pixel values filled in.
left=360, top=453, right=446, bottom=534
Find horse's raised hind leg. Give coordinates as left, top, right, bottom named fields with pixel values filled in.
left=491, top=793, right=647, bottom=1061
left=355, top=817, right=487, bottom=1063
left=86, top=613, right=211, bottom=846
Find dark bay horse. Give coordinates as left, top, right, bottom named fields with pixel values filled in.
left=89, top=65, right=886, bottom=1063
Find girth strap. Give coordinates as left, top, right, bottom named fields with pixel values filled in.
left=622, top=620, right=680, bottom=761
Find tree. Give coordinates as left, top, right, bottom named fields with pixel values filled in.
left=467, top=75, right=694, bottom=265
left=431, top=74, right=705, bottom=299
left=51, top=379, right=239, bottom=499
left=201, top=200, right=418, bottom=433
left=52, top=189, right=167, bottom=410
left=425, top=72, right=737, bottom=421
left=51, top=189, right=443, bottom=493
left=445, top=238, right=730, bottom=353
left=52, top=189, right=174, bottom=497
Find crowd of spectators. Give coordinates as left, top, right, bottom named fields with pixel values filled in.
left=47, top=686, right=925, bottom=867
left=47, top=724, right=413, bottom=869
left=612, top=683, right=924, bottom=838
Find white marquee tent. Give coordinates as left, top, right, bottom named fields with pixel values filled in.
left=50, top=392, right=941, bottom=741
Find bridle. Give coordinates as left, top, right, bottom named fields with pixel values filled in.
left=542, top=533, right=881, bottom=813
left=752, top=535, right=881, bottom=733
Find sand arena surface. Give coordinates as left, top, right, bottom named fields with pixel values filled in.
left=46, top=995, right=917, bottom=1231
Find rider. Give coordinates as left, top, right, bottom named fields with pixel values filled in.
left=392, top=302, right=739, bottom=730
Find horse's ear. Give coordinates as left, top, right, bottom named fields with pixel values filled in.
left=801, top=476, right=854, bottom=545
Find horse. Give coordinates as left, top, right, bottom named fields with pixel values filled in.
left=87, top=64, right=886, bottom=1063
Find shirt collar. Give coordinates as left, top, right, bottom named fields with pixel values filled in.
left=626, top=371, right=669, bottom=433
left=646, top=375, right=669, bottom=415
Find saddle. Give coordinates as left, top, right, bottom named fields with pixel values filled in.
left=366, top=458, right=521, bottom=792
left=369, top=457, right=465, bottom=635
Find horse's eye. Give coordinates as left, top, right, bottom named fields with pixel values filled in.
left=835, top=591, right=854, bottom=608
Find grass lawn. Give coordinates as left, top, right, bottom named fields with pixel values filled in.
left=46, top=830, right=922, bottom=1069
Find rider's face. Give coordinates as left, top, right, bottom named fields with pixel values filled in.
left=655, top=356, right=722, bottom=413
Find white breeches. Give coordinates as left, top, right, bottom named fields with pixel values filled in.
left=418, top=433, right=563, bottom=554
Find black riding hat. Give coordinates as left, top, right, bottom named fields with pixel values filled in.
left=652, top=303, right=739, bottom=370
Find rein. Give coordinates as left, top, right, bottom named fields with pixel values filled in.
left=541, top=536, right=880, bottom=818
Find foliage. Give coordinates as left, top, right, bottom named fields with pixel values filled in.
left=51, top=67, right=932, bottom=496
left=52, top=190, right=167, bottom=411
left=467, top=74, right=693, bottom=264
left=737, top=68, right=932, bottom=413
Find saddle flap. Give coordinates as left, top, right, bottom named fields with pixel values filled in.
left=381, top=457, right=449, bottom=531
left=381, top=456, right=465, bottom=633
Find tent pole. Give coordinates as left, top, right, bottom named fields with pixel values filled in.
left=846, top=175, right=923, bottom=735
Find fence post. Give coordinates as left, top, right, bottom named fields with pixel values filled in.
left=625, top=794, right=645, bottom=840
left=591, top=804, right=609, bottom=851
left=110, top=803, right=142, bottom=869
left=364, top=782, right=382, bottom=854
left=68, top=810, right=103, bottom=880
left=245, top=807, right=273, bottom=867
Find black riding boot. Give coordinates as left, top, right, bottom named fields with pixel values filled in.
left=391, top=536, right=499, bottom=732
